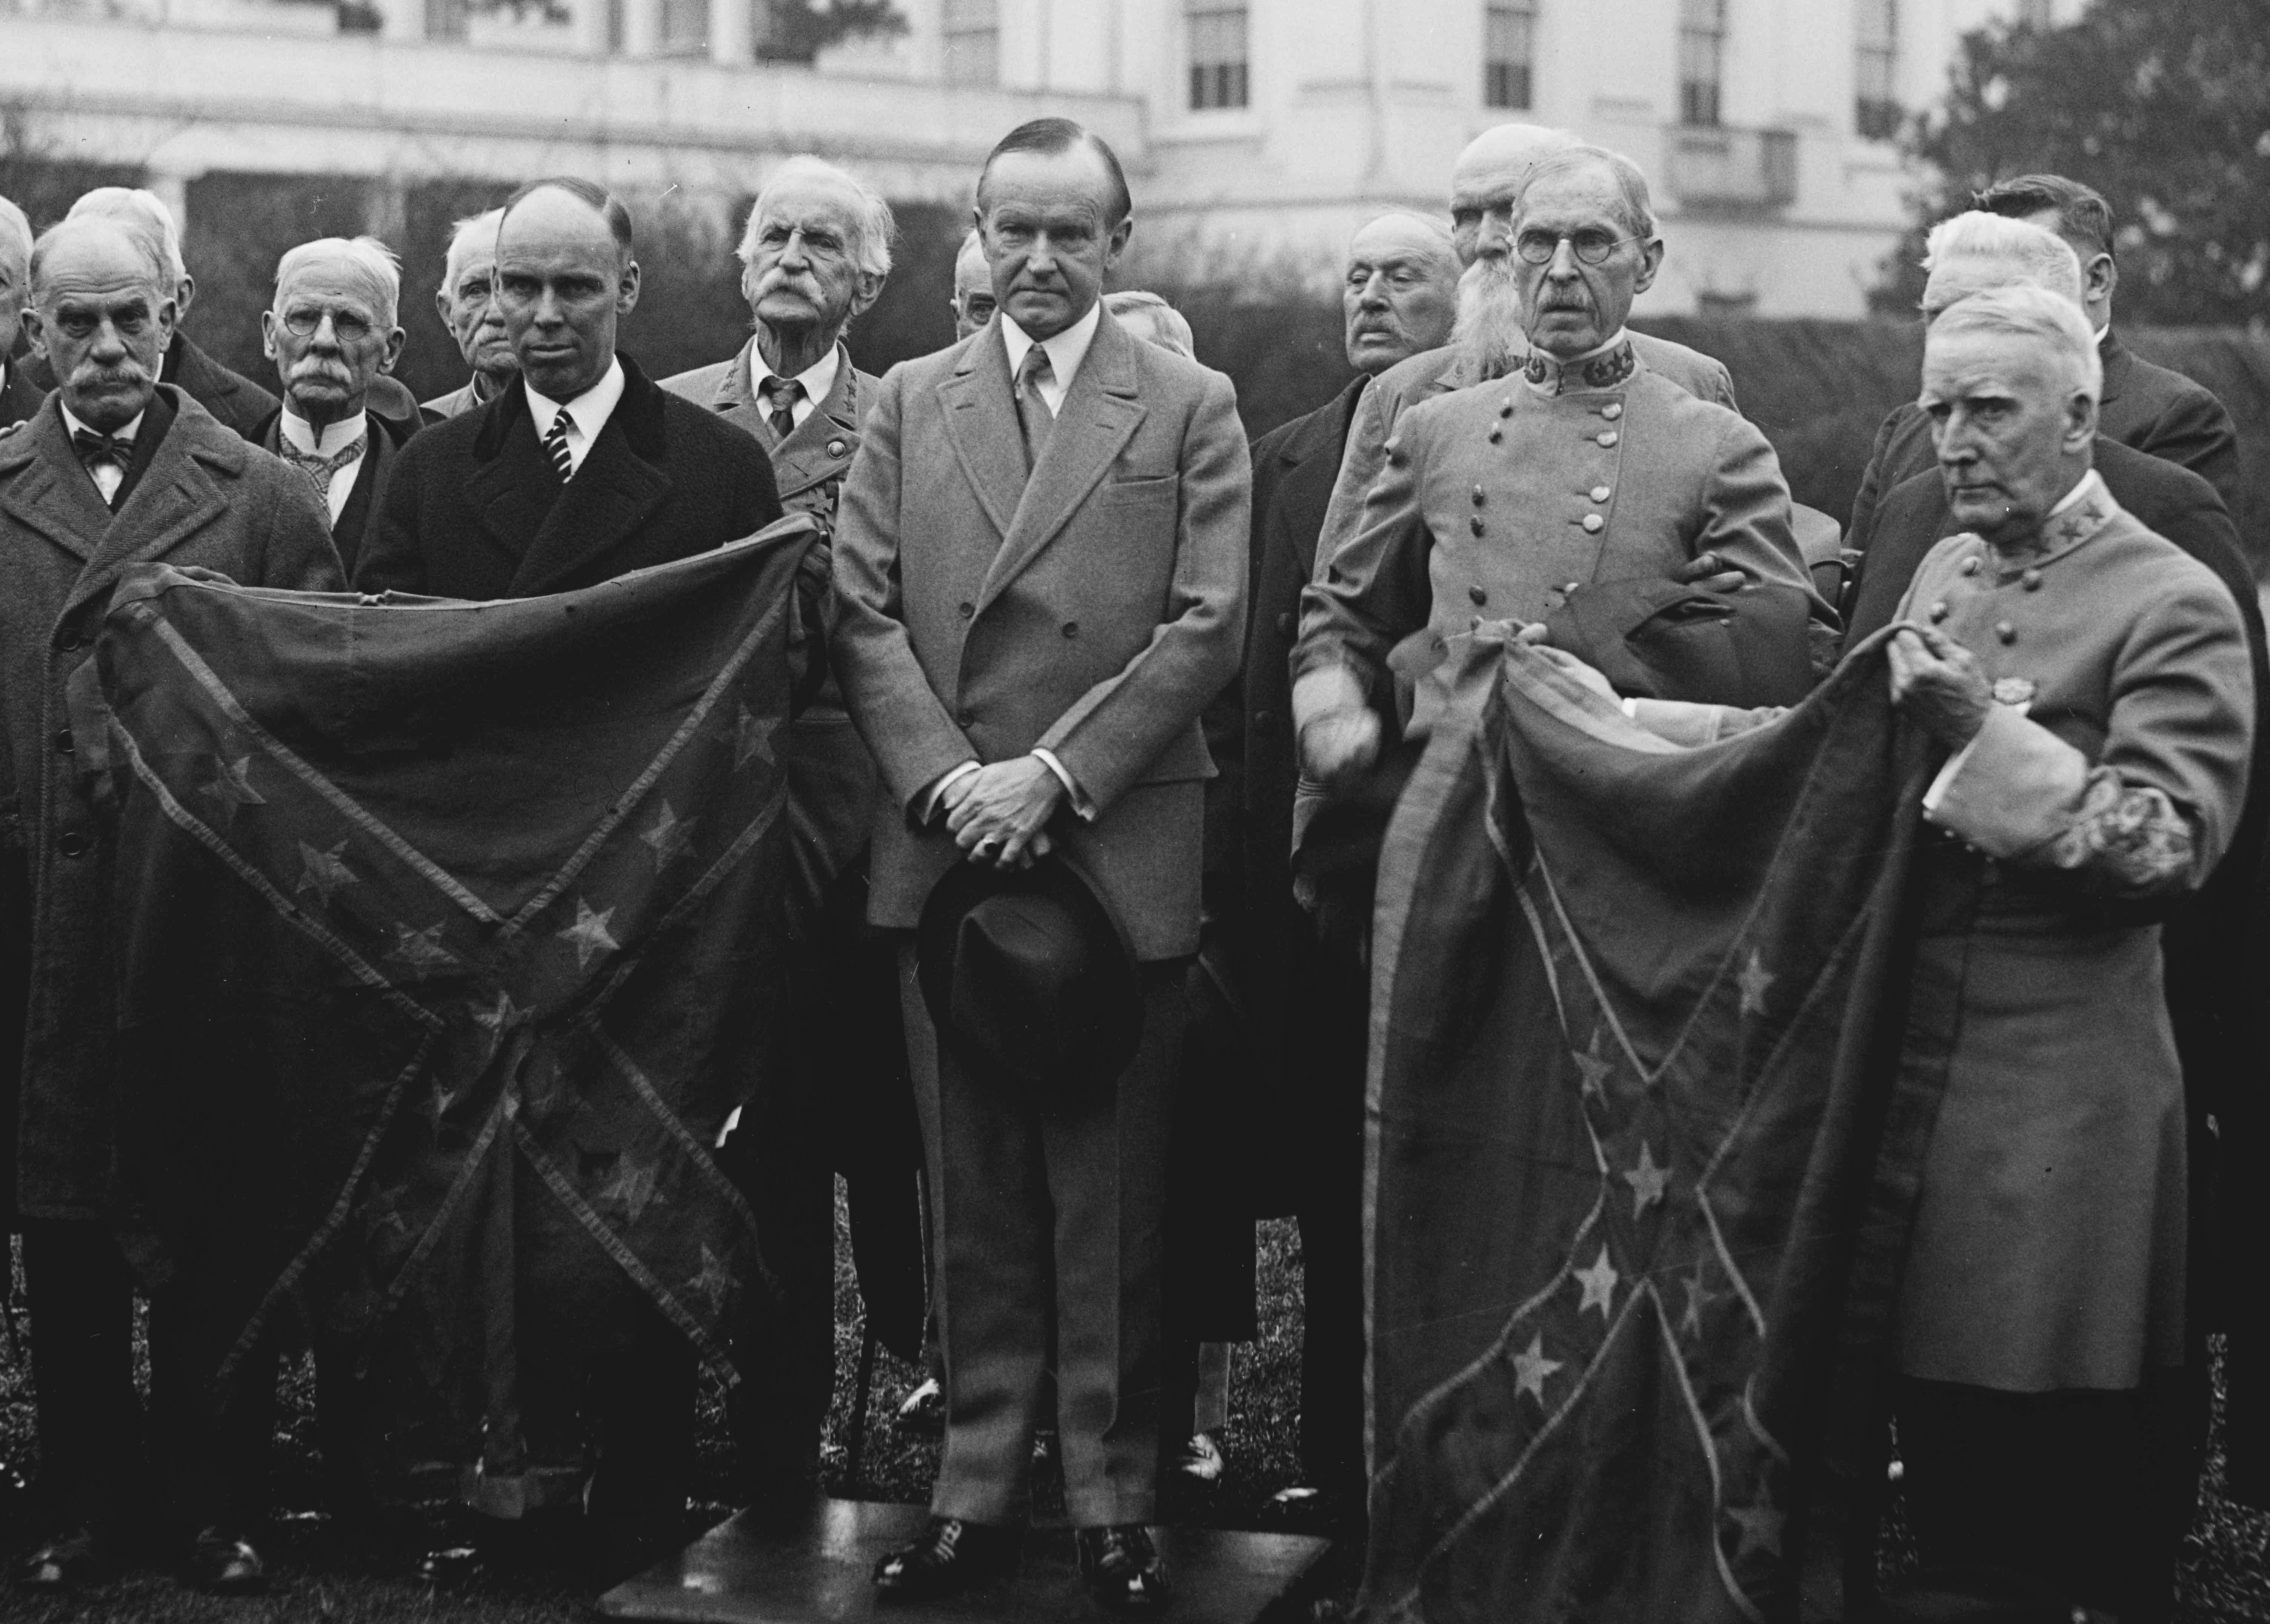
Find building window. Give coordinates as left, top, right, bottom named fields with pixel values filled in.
left=1187, top=4, right=1250, bottom=111
left=942, top=0, right=999, bottom=86
left=1484, top=0, right=1536, bottom=110
left=1677, top=0, right=1725, bottom=128
left=1855, top=0, right=1900, bottom=140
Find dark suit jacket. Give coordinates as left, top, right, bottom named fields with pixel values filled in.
left=0, top=362, right=42, bottom=432
left=354, top=352, right=783, bottom=600
left=251, top=388, right=421, bottom=579
left=1846, top=330, right=2243, bottom=556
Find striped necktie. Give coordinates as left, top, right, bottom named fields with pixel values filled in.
left=542, top=411, right=577, bottom=482
left=1016, top=344, right=1056, bottom=470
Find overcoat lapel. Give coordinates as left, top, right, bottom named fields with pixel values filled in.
left=1271, top=379, right=1363, bottom=576
left=465, top=383, right=564, bottom=574
left=937, top=325, right=1030, bottom=544
left=974, top=312, right=1146, bottom=614
left=509, top=371, right=673, bottom=596
left=63, top=394, right=239, bottom=620
left=769, top=347, right=860, bottom=502
left=0, top=401, right=105, bottom=563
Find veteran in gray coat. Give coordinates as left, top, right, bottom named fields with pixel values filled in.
left=0, top=216, right=342, bottom=1593
left=1294, top=145, right=1826, bottom=787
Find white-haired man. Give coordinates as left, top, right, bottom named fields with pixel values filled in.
left=0, top=194, right=38, bottom=429
left=1881, top=283, right=2252, bottom=1616
left=39, top=187, right=283, bottom=439
left=422, top=207, right=515, bottom=424
left=0, top=213, right=342, bottom=1596
left=252, top=235, right=419, bottom=576
left=950, top=226, right=994, bottom=340
left=662, top=155, right=905, bottom=1512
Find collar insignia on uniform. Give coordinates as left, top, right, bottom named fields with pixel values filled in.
left=1523, top=339, right=1638, bottom=396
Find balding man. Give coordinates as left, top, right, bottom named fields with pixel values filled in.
left=251, top=236, right=419, bottom=577
left=1311, top=125, right=1739, bottom=605
left=662, top=155, right=906, bottom=1510
left=37, top=187, right=283, bottom=440
left=358, top=176, right=782, bottom=600
left=422, top=207, right=515, bottom=423
left=1200, top=209, right=1458, bottom=1511
left=1294, top=146, right=1827, bottom=791
left=0, top=195, right=38, bottom=429
left=0, top=214, right=341, bottom=1594
left=949, top=226, right=994, bottom=340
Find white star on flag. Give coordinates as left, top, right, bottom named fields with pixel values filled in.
left=597, top=1149, right=665, bottom=1225
left=295, top=840, right=356, bottom=906
left=1623, top=1141, right=1669, bottom=1217
left=639, top=800, right=698, bottom=869
left=1574, top=1244, right=1620, bottom=1319
left=1727, top=1502, right=1784, bottom=1559
left=473, top=989, right=524, bottom=1034
left=1736, top=950, right=1774, bottom=1016
left=1571, top=1027, right=1614, bottom=1101
left=201, top=754, right=266, bottom=818
left=557, top=897, right=620, bottom=970
left=733, top=705, right=777, bottom=770
left=1511, top=1333, right=1563, bottom=1406
left=686, top=1244, right=738, bottom=1314
left=388, top=922, right=456, bottom=971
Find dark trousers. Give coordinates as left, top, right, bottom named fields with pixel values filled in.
left=900, top=943, right=1186, bottom=1529
left=23, top=1218, right=275, bottom=1539
left=723, top=1099, right=835, bottom=1505
left=1894, top=1373, right=2188, bottom=1622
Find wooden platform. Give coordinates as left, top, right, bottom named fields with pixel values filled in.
left=597, top=1498, right=1331, bottom=1624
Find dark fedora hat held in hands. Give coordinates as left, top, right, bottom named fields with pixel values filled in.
left=917, top=851, right=1145, bottom=1101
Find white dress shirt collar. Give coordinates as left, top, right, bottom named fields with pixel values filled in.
left=2047, top=468, right=2108, bottom=522
left=279, top=406, right=368, bottom=459
left=525, top=355, right=627, bottom=479
left=1000, top=302, right=1102, bottom=416
left=2095, top=322, right=2111, bottom=348
left=755, top=341, right=840, bottom=431
left=60, top=401, right=144, bottom=446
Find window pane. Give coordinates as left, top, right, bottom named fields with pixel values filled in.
left=1677, top=0, right=1723, bottom=128
left=1187, top=4, right=1249, bottom=109
left=1485, top=0, right=1536, bottom=110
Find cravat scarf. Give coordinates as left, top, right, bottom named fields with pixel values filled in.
left=757, top=376, right=805, bottom=442
left=1016, top=344, right=1056, bottom=470
left=278, top=433, right=367, bottom=505
left=72, top=427, right=133, bottom=473
left=542, top=411, right=577, bottom=483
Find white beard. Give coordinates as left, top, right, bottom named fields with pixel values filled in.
left=1449, top=257, right=1528, bottom=380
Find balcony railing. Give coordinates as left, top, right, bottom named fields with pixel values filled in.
left=1662, top=124, right=1798, bottom=210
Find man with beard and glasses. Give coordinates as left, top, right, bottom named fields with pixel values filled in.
left=1188, top=209, right=1458, bottom=1521
left=0, top=214, right=342, bottom=1597
left=251, top=236, right=420, bottom=578
left=1293, top=145, right=1831, bottom=792
left=422, top=208, right=516, bottom=424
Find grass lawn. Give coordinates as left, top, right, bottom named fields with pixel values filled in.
left=0, top=1198, right=2265, bottom=1621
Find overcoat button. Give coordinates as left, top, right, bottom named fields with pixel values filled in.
left=1062, top=622, right=1079, bottom=638
left=957, top=601, right=974, bottom=619
left=1590, top=485, right=1611, bottom=502
left=1928, top=601, right=1950, bottom=622
left=1276, top=611, right=1294, bottom=636
left=1996, top=621, right=2016, bottom=644
left=1596, top=431, right=1619, bottom=447
left=54, top=630, right=83, bottom=652
left=1253, top=710, right=1273, bottom=728
left=58, top=832, right=89, bottom=859
left=2022, top=569, right=2043, bottom=591
left=1601, top=403, right=1624, bottom=420
left=1471, top=486, right=1486, bottom=506
left=1487, top=429, right=1503, bottom=445
left=826, top=440, right=847, bottom=457
left=1581, top=514, right=1605, bottom=534
left=1498, top=401, right=1514, bottom=418
left=1469, top=585, right=1488, bottom=606
left=1469, top=516, right=1485, bottom=536
left=51, top=729, right=72, bottom=755
left=1960, top=556, right=1981, bottom=576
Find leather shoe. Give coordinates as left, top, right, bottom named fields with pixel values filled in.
left=16, top=1527, right=106, bottom=1589
left=186, top=1525, right=268, bottom=1595
left=1077, top=1523, right=1169, bottom=1612
left=873, top=1516, right=1015, bottom=1600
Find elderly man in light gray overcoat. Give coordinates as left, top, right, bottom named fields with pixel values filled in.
left=0, top=214, right=341, bottom=1595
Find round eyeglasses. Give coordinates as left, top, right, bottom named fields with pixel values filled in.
left=280, top=308, right=376, bottom=342
left=1514, top=229, right=1645, bottom=267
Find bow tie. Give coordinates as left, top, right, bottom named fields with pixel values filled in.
left=72, top=427, right=135, bottom=471
left=1522, top=339, right=1638, bottom=396
left=279, top=433, right=367, bottom=500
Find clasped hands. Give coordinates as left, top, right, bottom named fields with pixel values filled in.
left=940, top=755, right=1064, bottom=870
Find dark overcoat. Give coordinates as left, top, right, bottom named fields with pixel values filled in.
left=0, top=387, right=343, bottom=1221
left=0, top=361, right=42, bottom=432
left=353, top=353, right=782, bottom=600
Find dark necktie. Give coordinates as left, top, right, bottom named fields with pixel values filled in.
left=1016, top=345, right=1056, bottom=470
left=278, top=433, right=367, bottom=506
left=541, top=411, right=576, bottom=483
left=72, top=427, right=133, bottom=474
left=758, top=376, right=805, bottom=442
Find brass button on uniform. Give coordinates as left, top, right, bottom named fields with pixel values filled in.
left=51, top=729, right=71, bottom=755
left=1498, top=400, right=1514, bottom=418
left=1596, top=430, right=1619, bottom=447
left=2022, top=569, right=2044, bottom=591
left=1471, top=485, right=1486, bottom=506
left=1600, top=403, right=1624, bottom=421
left=957, top=601, right=974, bottom=620
left=1581, top=514, right=1605, bottom=534
left=1590, top=485, right=1611, bottom=502
left=1996, top=621, right=2016, bottom=644
left=1928, top=601, right=1950, bottom=622
left=1960, top=556, right=1981, bottom=576
left=1487, top=429, right=1503, bottom=445
left=826, top=439, right=848, bottom=457
left=1468, top=585, right=1488, bottom=606
left=1469, top=516, right=1485, bottom=536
